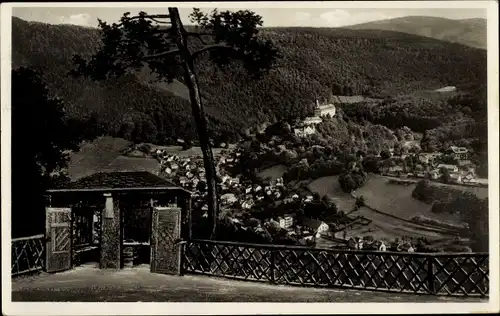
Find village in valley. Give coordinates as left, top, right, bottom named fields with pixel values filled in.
left=121, top=96, right=488, bottom=253
left=8, top=4, right=493, bottom=304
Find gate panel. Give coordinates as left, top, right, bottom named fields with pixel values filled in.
left=150, top=207, right=182, bottom=275
left=45, top=207, right=72, bottom=273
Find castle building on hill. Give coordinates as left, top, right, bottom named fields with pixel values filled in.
left=314, top=99, right=336, bottom=117
left=293, top=98, right=336, bottom=137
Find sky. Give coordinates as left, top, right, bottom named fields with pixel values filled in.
left=12, top=5, right=487, bottom=28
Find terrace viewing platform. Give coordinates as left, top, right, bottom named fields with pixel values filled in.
left=11, top=263, right=486, bottom=302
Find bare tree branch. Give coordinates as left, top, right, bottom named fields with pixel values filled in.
left=192, top=44, right=237, bottom=59
left=114, top=14, right=171, bottom=27
left=146, top=14, right=171, bottom=19
left=186, top=32, right=207, bottom=45
left=185, top=32, right=213, bottom=45
left=186, top=31, right=213, bottom=36
left=152, top=27, right=173, bottom=34
left=149, top=17, right=172, bottom=24
left=143, top=48, right=180, bottom=59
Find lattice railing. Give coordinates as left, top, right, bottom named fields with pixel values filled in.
left=183, top=240, right=489, bottom=297
left=11, top=234, right=45, bottom=277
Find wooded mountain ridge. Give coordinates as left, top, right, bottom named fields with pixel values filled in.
left=347, top=16, right=487, bottom=49
left=12, top=16, right=487, bottom=145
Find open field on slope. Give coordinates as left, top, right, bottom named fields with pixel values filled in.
left=68, top=137, right=160, bottom=180
left=146, top=144, right=236, bottom=158
left=345, top=206, right=461, bottom=243
left=258, top=164, right=288, bottom=181
left=306, top=174, right=481, bottom=244
left=67, top=137, right=239, bottom=180
left=68, top=136, right=132, bottom=180
left=427, top=180, right=489, bottom=199
left=355, top=175, right=460, bottom=224
left=308, top=176, right=356, bottom=212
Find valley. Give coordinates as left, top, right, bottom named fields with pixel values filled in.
left=7, top=5, right=494, bottom=305
left=11, top=13, right=489, bottom=253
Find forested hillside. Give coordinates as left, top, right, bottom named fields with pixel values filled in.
left=12, top=17, right=487, bottom=145
left=348, top=16, right=487, bottom=49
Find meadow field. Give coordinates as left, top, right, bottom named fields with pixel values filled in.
left=257, top=164, right=288, bottom=182
left=307, top=174, right=487, bottom=245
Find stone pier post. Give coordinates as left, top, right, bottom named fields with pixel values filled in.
left=100, top=193, right=121, bottom=269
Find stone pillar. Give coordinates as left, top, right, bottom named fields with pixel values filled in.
left=100, top=193, right=121, bottom=269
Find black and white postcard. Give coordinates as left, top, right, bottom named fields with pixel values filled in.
left=1, top=1, right=498, bottom=315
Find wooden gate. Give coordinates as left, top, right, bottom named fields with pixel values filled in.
left=45, top=207, right=72, bottom=273
left=150, top=207, right=182, bottom=275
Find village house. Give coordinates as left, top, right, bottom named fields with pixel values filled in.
left=458, top=159, right=472, bottom=167
left=447, top=146, right=469, bottom=161
left=437, top=164, right=459, bottom=173
left=449, top=173, right=462, bottom=184
left=414, top=164, right=426, bottom=178
left=221, top=175, right=231, bottom=184
left=276, top=179, right=284, bottom=187
left=462, top=173, right=475, bottom=184
left=428, top=170, right=440, bottom=180
left=221, top=193, right=238, bottom=205
left=418, top=154, right=430, bottom=164
left=278, top=215, right=294, bottom=229
left=179, top=177, right=188, bottom=186
left=302, top=116, right=323, bottom=126
left=347, top=237, right=364, bottom=250
left=241, top=200, right=254, bottom=209
left=387, top=165, right=405, bottom=176
left=294, top=123, right=318, bottom=137
left=299, top=218, right=330, bottom=239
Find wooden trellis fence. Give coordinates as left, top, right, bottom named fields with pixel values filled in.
left=183, top=239, right=489, bottom=297
left=11, top=235, right=490, bottom=298
left=11, top=234, right=45, bottom=276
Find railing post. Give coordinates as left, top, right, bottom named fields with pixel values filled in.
left=270, top=250, right=276, bottom=284
left=427, top=256, right=435, bottom=294
left=178, top=240, right=187, bottom=276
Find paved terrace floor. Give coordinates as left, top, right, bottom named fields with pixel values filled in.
left=11, top=263, right=486, bottom=302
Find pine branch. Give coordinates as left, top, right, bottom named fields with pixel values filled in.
left=185, top=32, right=212, bottom=45
left=114, top=14, right=171, bottom=27
left=143, top=48, right=180, bottom=59
left=192, top=44, right=236, bottom=59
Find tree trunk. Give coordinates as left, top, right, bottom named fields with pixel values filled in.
left=169, top=8, right=219, bottom=239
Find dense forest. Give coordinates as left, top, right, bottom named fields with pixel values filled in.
left=12, top=17, right=487, bottom=147
left=348, top=16, right=487, bottom=49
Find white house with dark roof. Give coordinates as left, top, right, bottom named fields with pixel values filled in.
left=447, top=146, right=469, bottom=160
left=294, top=124, right=317, bottom=137
left=449, top=173, right=462, bottom=184
left=437, top=164, right=459, bottom=173
left=299, top=218, right=330, bottom=239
